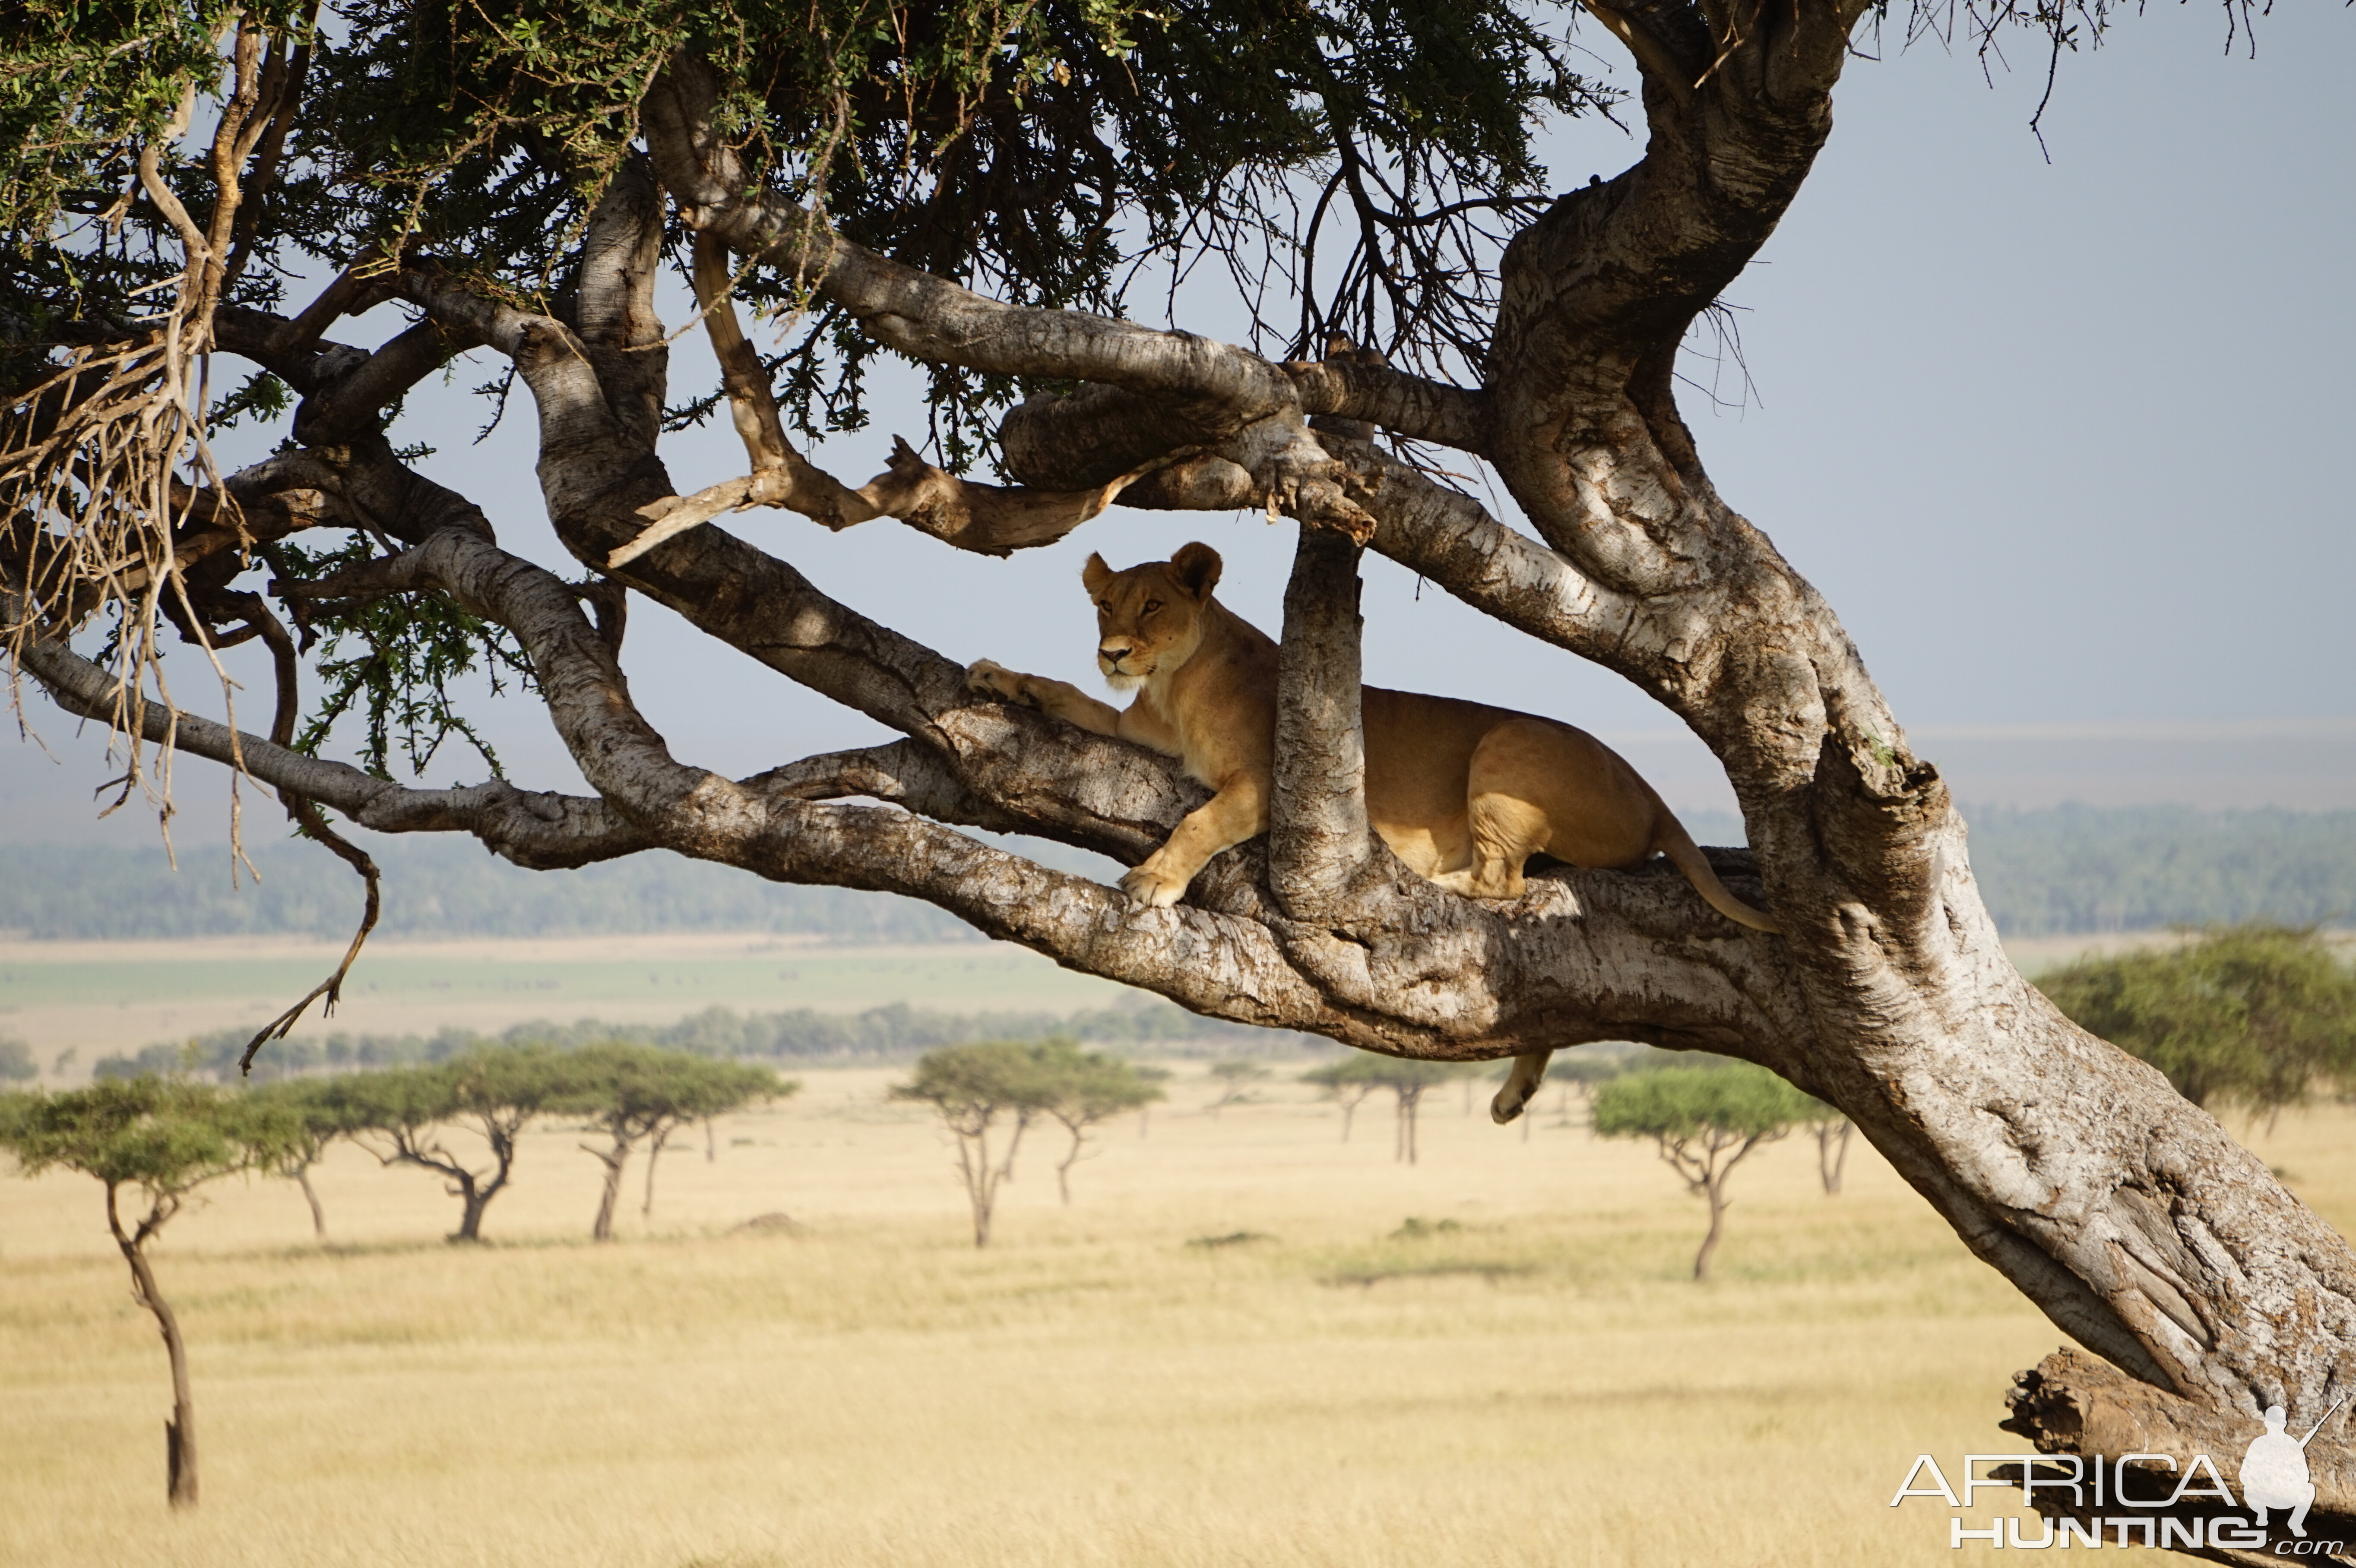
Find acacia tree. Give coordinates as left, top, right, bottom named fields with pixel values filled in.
left=247, top=1075, right=359, bottom=1239
left=1805, top=1110, right=1855, bottom=1197
left=1300, top=1059, right=1379, bottom=1144
left=892, top=1040, right=1058, bottom=1247
left=6, top=0, right=2354, bottom=1528
left=1030, top=1037, right=1161, bottom=1204
left=1204, top=1058, right=1269, bottom=1119
left=569, top=1044, right=785, bottom=1240
left=1592, top=1062, right=1813, bottom=1280
left=0, top=1078, right=298, bottom=1508
left=320, top=1052, right=574, bottom=1242
left=1306, top=1050, right=1463, bottom=1164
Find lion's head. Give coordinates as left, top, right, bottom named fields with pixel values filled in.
left=1080, top=542, right=1223, bottom=692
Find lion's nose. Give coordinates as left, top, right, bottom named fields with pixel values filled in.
left=1100, top=641, right=1133, bottom=665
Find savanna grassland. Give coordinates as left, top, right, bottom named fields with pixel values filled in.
left=5, top=1061, right=2350, bottom=1568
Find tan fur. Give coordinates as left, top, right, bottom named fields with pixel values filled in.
left=967, top=543, right=1779, bottom=1124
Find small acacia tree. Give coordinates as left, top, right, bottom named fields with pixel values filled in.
left=0, top=1037, right=35, bottom=1083
left=2039, top=924, right=2356, bottom=1124
left=1301, top=1059, right=1380, bottom=1144
left=1028, top=1037, right=1161, bottom=1204
left=1591, top=1063, right=1817, bottom=1281
left=320, top=1050, right=576, bottom=1242
left=1804, top=1109, right=1855, bottom=1197
left=570, top=1045, right=786, bottom=1240
left=246, top=1076, right=350, bottom=1239
left=1205, top=1059, right=1270, bottom=1119
left=1307, top=1052, right=1466, bottom=1165
left=892, top=1040, right=1059, bottom=1248
left=0, top=1078, right=297, bottom=1508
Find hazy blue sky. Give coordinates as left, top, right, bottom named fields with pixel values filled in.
left=7, top=4, right=2351, bottom=844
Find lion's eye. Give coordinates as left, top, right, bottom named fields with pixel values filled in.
left=1142, top=599, right=1162, bottom=614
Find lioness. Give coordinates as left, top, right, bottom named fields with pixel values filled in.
left=967, top=542, right=1778, bottom=1122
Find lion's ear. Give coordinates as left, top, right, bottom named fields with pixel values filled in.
left=1171, top=542, right=1222, bottom=600
left=1081, top=553, right=1113, bottom=595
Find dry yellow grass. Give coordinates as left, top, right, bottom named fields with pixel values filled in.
left=3, top=1065, right=2350, bottom=1567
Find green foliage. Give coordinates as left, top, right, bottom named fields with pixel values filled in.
left=2036, top=924, right=2356, bottom=1113
left=0, top=1037, right=35, bottom=1082
left=1028, top=1036, right=1159, bottom=1122
left=302, top=1046, right=592, bottom=1135
left=1589, top=1062, right=1820, bottom=1144
left=266, top=536, right=535, bottom=781
left=892, top=1037, right=1062, bottom=1123
left=564, top=1042, right=789, bottom=1127
left=0, top=1076, right=301, bottom=1194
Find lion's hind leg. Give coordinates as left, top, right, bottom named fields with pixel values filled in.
left=1428, top=720, right=1563, bottom=900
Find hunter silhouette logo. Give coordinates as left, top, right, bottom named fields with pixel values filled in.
left=2243, top=1399, right=2344, bottom=1538
left=1891, top=1396, right=2349, bottom=1555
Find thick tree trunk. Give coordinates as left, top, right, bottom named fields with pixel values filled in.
left=453, top=1181, right=493, bottom=1244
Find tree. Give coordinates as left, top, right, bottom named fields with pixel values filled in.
left=2037, top=924, right=2356, bottom=1123
left=1204, top=1059, right=1269, bottom=1119
left=1591, top=1064, right=1814, bottom=1281
left=567, top=1044, right=786, bottom=1240
left=1301, top=1059, right=1380, bottom=1144
left=1020, top=1037, right=1161, bottom=1204
left=246, top=1076, right=351, bottom=1239
left=1805, top=1110, right=1855, bottom=1198
left=892, top=1040, right=1059, bottom=1247
left=320, top=1051, right=576, bottom=1242
left=6, top=0, right=2353, bottom=1517
left=1305, top=1051, right=1465, bottom=1164
left=0, top=1078, right=298, bottom=1508
left=0, top=1036, right=35, bottom=1082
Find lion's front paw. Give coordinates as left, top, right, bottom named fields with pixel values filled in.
left=1118, top=863, right=1190, bottom=909
left=966, top=659, right=1032, bottom=706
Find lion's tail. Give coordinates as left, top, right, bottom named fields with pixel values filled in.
left=1653, top=814, right=1780, bottom=936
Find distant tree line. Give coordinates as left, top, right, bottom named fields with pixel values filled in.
left=94, top=1000, right=1323, bottom=1082
left=0, top=837, right=988, bottom=942
left=16, top=806, right=2356, bottom=941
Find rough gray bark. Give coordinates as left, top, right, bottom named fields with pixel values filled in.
left=12, top=0, right=2353, bottom=1541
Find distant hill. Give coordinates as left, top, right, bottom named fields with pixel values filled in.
left=6, top=805, right=2355, bottom=940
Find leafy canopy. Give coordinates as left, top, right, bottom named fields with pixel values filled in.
left=8, top=0, right=1609, bottom=458
left=2037, top=924, right=2356, bottom=1114
left=0, top=1076, right=302, bottom=1194
left=1589, top=1062, right=1821, bottom=1144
